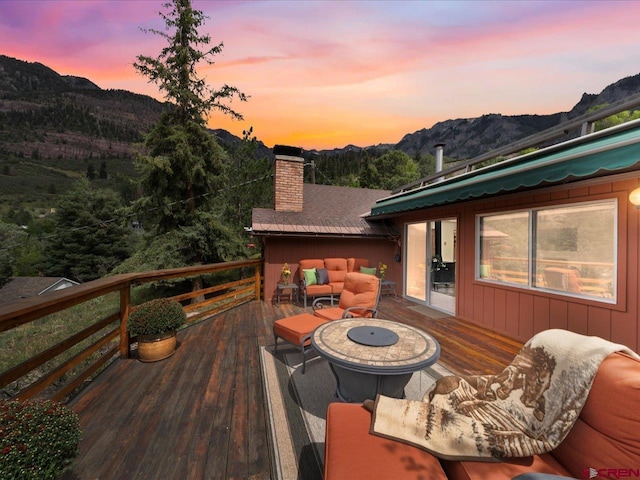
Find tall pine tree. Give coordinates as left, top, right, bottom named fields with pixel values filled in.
left=41, top=179, right=131, bottom=282
left=130, top=0, right=248, bottom=274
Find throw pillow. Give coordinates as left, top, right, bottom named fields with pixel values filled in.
left=360, top=266, right=377, bottom=275
left=303, top=268, right=318, bottom=286
left=316, top=268, right=330, bottom=285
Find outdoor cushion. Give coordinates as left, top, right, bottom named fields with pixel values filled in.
left=544, top=267, right=581, bottom=292
left=440, top=454, right=570, bottom=480
left=338, top=272, right=379, bottom=314
left=298, top=257, right=370, bottom=307
left=550, top=352, right=640, bottom=477
left=324, top=403, right=447, bottom=480
left=324, top=258, right=348, bottom=283
left=360, top=266, right=377, bottom=275
left=316, top=268, right=330, bottom=285
left=273, top=312, right=330, bottom=374
left=299, top=259, right=325, bottom=278
left=305, top=284, right=333, bottom=296
left=315, top=272, right=379, bottom=320
left=313, top=307, right=347, bottom=321
left=273, top=313, right=328, bottom=347
left=330, top=282, right=344, bottom=295
left=347, top=257, right=370, bottom=272
left=433, top=352, right=640, bottom=480
left=303, top=268, right=317, bottom=286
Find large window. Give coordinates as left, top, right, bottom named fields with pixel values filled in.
left=477, top=200, right=617, bottom=302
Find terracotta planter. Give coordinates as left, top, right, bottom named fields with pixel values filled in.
left=136, top=330, right=177, bottom=362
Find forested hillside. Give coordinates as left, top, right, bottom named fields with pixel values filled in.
left=0, top=51, right=639, bottom=286
left=2, top=53, right=640, bottom=212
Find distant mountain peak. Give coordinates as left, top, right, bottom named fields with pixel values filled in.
left=1, top=53, right=639, bottom=162
left=62, top=75, right=100, bottom=90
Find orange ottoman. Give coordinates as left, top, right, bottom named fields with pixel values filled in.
left=273, top=313, right=329, bottom=373
left=324, top=402, right=447, bottom=480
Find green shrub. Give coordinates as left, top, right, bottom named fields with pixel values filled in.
left=0, top=399, right=80, bottom=480
left=127, top=298, right=186, bottom=336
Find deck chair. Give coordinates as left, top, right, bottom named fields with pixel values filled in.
left=544, top=267, right=581, bottom=293
left=312, top=272, right=381, bottom=321
left=273, top=272, right=381, bottom=373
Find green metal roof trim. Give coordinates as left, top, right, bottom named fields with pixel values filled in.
left=370, top=123, right=640, bottom=217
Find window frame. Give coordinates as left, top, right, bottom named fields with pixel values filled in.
left=475, top=198, right=618, bottom=304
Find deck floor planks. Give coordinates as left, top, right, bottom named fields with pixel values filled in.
left=62, top=296, right=523, bottom=480
left=203, top=314, right=239, bottom=479
left=376, top=296, right=522, bottom=374
left=159, top=317, right=218, bottom=480
left=246, top=304, right=272, bottom=480
left=183, top=316, right=231, bottom=480
left=227, top=329, right=250, bottom=479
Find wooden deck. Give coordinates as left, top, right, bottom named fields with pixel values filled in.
left=61, top=296, right=523, bottom=480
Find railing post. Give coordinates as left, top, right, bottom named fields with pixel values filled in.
left=581, top=121, right=595, bottom=136
left=254, top=264, right=262, bottom=300
left=119, top=284, right=131, bottom=358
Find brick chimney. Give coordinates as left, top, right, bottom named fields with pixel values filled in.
left=273, top=145, right=304, bottom=212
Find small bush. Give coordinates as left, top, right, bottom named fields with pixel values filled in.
left=127, top=298, right=186, bottom=336
left=0, top=399, right=80, bottom=480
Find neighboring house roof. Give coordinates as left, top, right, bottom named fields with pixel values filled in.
left=253, top=183, right=397, bottom=238
left=370, top=119, right=640, bottom=218
left=0, top=277, right=79, bottom=304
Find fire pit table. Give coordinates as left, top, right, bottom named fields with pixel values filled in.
left=311, top=318, right=440, bottom=402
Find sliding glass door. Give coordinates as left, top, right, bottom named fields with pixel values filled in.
left=405, top=219, right=456, bottom=314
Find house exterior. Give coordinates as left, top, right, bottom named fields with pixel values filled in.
left=0, top=276, right=79, bottom=304
left=253, top=118, right=640, bottom=352
left=368, top=119, right=640, bottom=351
left=252, top=147, right=399, bottom=302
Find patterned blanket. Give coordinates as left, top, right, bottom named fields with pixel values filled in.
left=370, top=329, right=638, bottom=461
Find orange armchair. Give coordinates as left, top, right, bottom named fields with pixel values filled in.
left=312, top=272, right=381, bottom=321
left=273, top=272, right=381, bottom=374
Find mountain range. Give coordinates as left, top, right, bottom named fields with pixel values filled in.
left=1, top=53, right=640, bottom=166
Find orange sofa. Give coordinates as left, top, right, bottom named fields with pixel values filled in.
left=324, top=351, right=640, bottom=480
left=298, top=257, right=370, bottom=307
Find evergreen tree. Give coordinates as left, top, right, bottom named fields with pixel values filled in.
left=129, top=0, right=248, bottom=274
left=3, top=206, right=33, bottom=227
left=99, top=160, right=108, bottom=179
left=0, top=222, right=27, bottom=287
left=359, top=150, right=420, bottom=190
left=41, top=179, right=132, bottom=282
left=222, top=127, right=273, bottom=231
left=417, top=151, right=436, bottom=178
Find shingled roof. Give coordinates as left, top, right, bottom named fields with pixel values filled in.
left=252, top=183, right=396, bottom=238
left=0, top=277, right=79, bottom=304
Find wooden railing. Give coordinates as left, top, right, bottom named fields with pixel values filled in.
left=0, top=259, right=261, bottom=402
left=481, top=256, right=614, bottom=297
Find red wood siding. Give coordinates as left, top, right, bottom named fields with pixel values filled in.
left=394, top=175, right=640, bottom=352
left=261, top=237, right=396, bottom=302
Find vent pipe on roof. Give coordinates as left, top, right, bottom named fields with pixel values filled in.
left=434, top=143, right=445, bottom=183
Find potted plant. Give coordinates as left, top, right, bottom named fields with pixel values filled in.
left=378, top=262, right=388, bottom=281
left=0, top=399, right=80, bottom=480
left=127, top=298, right=186, bottom=362
left=281, top=262, right=291, bottom=284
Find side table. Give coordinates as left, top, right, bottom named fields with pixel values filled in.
left=276, top=283, right=299, bottom=305
left=380, top=280, right=397, bottom=297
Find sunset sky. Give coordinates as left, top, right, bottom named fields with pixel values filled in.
left=1, top=0, right=640, bottom=150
